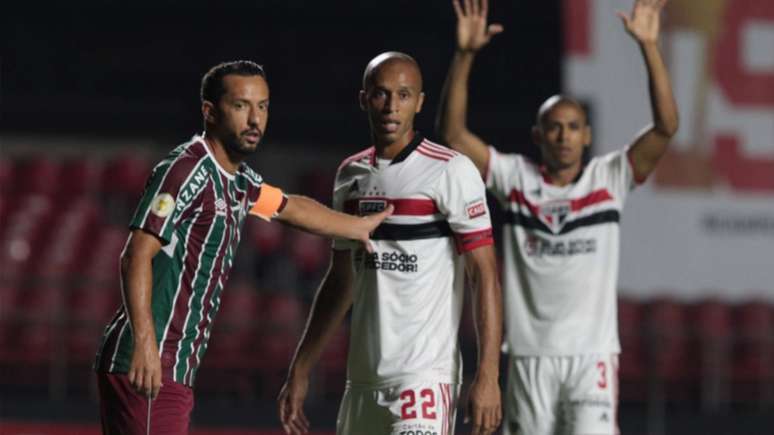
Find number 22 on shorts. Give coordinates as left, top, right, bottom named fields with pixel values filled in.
left=400, top=388, right=437, bottom=420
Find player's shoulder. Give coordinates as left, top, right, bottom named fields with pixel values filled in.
left=415, top=138, right=461, bottom=165
left=337, top=146, right=375, bottom=173
left=153, top=136, right=210, bottom=183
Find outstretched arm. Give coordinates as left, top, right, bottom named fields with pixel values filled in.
left=277, top=250, right=354, bottom=435
left=619, top=0, right=679, bottom=181
left=437, top=0, right=503, bottom=177
left=463, top=244, right=503, bottom=435
left=277, top=195, right=393, bottom=253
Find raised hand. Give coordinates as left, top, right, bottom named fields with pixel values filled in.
left=618, top=0, right=667, bottom=44
left=452, top=0, right=504, bottom=52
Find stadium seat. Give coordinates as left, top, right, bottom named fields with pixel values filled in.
left=618, top=297, right=647, bottom=401
left=15, top=157, right=61, bottom=196
left=288, top=230, right=330, bottom=275
left=646, top=299, right=695, bottom=402
left=691, top=299, right=733, bottom=409
left=0, top=158, right=12, bottom=194
left=59, top=158, right=104, bottom=197
left=731, top=301, right=774, bottom=405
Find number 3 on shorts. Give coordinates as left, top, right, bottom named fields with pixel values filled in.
left=596, top=361, right=607, bottom=390
left=400, top=389, right=437, bottom=420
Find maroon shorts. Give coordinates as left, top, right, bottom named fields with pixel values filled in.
left=97, top=372, right=194, bottom=435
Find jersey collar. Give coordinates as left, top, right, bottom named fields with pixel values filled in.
left=387, top=131, right=424, bottom=166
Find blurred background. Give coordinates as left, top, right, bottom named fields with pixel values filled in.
left=1, top=0, right=772, bottom=434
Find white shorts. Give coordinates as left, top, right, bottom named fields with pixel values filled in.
left=336, top=381, right=460, bottom=435
left=503, top=354, right=619, bottom=435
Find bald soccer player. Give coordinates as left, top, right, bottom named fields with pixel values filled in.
left=94, top=60, right=393, bottom=435
left=278, top=52, right=503, bottom=435
left=437, top=1, right=678, bottom=434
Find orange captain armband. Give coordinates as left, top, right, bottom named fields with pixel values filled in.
left=249, top=184, right=286, bottom=221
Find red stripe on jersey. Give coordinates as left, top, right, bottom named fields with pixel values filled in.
left=509, top=188, right=613, bottom=216
left=417, top=147, right=451, bottom=162
left=344, top=197, right=439, bottom=216
left=421, top=141, right=456, bottom=158
left=338, top=147, right=375, bottom=172
left=454, top=228, right=494, bottom=253
left=508, top=189, right=542, bottom=218
left=440, top=384, right=448, bottom=435
left=570, top=189, right=613, bottom=212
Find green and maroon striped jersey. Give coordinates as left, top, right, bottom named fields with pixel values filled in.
left=95, top=135, right=286, bottom=387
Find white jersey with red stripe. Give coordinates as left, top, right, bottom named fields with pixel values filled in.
left=485, top=146, right=638, bottom=356
left=333, top=134, right=494, bottom=389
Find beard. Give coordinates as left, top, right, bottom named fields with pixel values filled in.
left=223, top=129, right=262, bottom=156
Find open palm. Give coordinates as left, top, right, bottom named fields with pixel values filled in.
left=618, top=0, right=667, bottom=44
left=453, top=0, right=504, bottom=52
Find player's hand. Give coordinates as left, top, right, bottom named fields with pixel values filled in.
left=355, top=204, right=394, bottom=253
left=277, top=373, right=311, bottom=435
left=464, top=374, right=502, bottom=435
left=127, top=336, right=162, bottom=400
left=617, top=0, right=667, bottom=45
left=453, top=0, right=504, bottom=53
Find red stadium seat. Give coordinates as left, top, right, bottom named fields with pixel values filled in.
left=646, top=298, right=696, bottom=402
left=618, top=297, right=647, bottom=401
left=691, top=299, right=733, bottom=409
left=103, top=155, right=152, bottom=198
left=59, top=159, right=104, bottom=197
left=66, top=284, right=120, bottom=362
left=0, top=157, right=13, bottom=194
left=246, top=218, right=285, bottom=255
left=15, top=157, right=61, bottom=196
left=288, top=230, right=330, bottom=275
left=731, top=301, right=774, bottom=405
left=206, top=282, right=261, bottom=369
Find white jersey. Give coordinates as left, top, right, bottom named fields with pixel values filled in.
left=485, top=147, right=637, bottom=356
left=333, top=134, right=494, bottom=389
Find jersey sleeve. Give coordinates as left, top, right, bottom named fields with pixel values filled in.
left=597, top=149, right=637, bottom=202
left=331, top=168, right=357, bottom=251
left=129, top=157, right=204, bottom=245
left=435, top=155, right=494, bottom=254
left=485, top=146, right=517, bottom=205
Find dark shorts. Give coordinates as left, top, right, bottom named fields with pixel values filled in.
left=97, top=372, right=194, bottom=435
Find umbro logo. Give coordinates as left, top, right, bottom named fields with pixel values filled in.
left=600, top=412, right=609, bottom=422
left=349, top=180, right=359, bottom=193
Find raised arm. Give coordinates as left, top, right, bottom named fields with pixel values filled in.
left=121, top=229, right=163, bottom=399
left=436, top=0, right=503, bottom=177
left=619, top=0, right=679, bottom=181
left=277, top=195, right=392, bottom=252
left=463, top=244, right=503, bottom=435
left=277, top=249, right=354, bottom=435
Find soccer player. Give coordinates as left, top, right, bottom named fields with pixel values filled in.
left=277, top=52, right=503, bottom=435
left=93, top=60, right=393, bottom=435
left=436, top=0, right=678, bottom=434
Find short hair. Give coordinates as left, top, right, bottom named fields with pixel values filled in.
left=200, top=60, right=266, bottom=104
left=362, top=51, right=422, bottom=90
left=536, top=94, right=587, bottom=125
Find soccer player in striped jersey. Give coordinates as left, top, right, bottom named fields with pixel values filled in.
left=277, top=52, right=503, bottom=435
left=437, top=1, right=678, bottom=434
left=94, top=60, right=393, bottom=435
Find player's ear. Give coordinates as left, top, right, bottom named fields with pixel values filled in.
left=415, top=92, right=425, bottom=114
left=202, top=100, right=217, bottom=124
left=531, top=125, right=542, bottom=146
left=583, top=124, right=592, bottom=147
left=358, top=90, right=367, bottom=111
